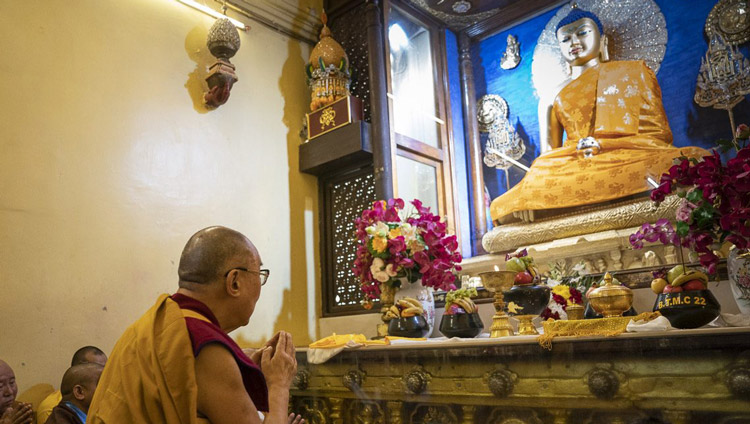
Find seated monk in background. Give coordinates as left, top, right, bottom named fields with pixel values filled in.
left=37, top=346, right=107, bottom=424
left=0, top=360, right=33, bottom=424
left=87, top=226, right=302, bottom=424
left=491, top=7, right=708, bottom=224
left=44, top=363, right=103, bottom=424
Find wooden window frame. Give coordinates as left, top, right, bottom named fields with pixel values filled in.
left=384, top=0, right=461, bottom=239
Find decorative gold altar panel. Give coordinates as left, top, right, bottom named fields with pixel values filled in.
left=290, top=328, right=750, bottom=423
left=490, top=61, right=708, bottom=223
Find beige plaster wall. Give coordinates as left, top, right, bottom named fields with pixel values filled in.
left=0, top=0, right=320, bottom=392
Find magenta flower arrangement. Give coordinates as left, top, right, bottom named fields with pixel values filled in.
left=630, top=125, right=750, bottom=274
left=353, top=198, right=462, bottom=301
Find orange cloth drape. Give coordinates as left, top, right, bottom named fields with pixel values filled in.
left=491, top=60, right=708, bottom=222
left=88, top=295, right=209, bottom=424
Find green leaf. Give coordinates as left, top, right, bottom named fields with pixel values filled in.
left=686, top=189, right=703, bottom=204
left=715, top=138, right=735, bottom=153
left=693, top=207, right=715, bottom=229
left=676, top=221, right=690, bottom=237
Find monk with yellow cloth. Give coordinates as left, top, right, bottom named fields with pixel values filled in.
left=491, top=8, right=708, bottom=224
left=88, top=226, right=302, bottom=424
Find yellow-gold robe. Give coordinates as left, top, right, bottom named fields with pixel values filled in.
left=87, top=294, right=209, bottom=424
left=490, top=60, right=708, bottom=222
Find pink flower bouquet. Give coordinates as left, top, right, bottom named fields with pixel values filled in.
left=353, top=198, right=462, bottom=302
left=630, top=125, right=750, bottom=274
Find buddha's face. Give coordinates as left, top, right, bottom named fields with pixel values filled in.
left=556, top=18, right=602, bottom=66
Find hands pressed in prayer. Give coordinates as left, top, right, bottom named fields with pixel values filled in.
left=261, top=331, right=297, bottom=391
left=0, top=402, right=33, bottom=424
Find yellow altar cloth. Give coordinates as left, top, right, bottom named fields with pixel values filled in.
left=537, top=311, right=662, bottom=350
left=491, top=61, right=708, bottom=222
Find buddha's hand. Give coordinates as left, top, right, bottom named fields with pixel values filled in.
left=0, top=402, right=33, bottom=424
left=261, top=331, right=297, bottom=390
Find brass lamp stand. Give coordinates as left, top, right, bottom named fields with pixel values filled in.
left=478, top=271, right=516, bottom=337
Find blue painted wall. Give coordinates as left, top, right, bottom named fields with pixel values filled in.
left=471, top=0, right=750, bottom=204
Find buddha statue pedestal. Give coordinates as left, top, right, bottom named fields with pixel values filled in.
left=462, top=195, right=710, bottom=289
left=483, top=194, right=680, bottom=254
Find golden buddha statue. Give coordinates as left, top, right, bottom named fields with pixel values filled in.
left=490, top=8, right=708, bottom=225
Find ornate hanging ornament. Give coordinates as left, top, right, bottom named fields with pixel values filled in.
left=695, top=33, right=750, bottom=110
left=477, top=95, right=526, bottom=170
left=705, top=0, right=750, bottom=46
left=204, top=18, right=241, bottom=108
left=531, top=0, right=667, bottom=101
left=306, top=10, right=351, bottom=111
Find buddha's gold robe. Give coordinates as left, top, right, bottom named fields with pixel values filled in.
left=87, top=295, right=209, bottom=424
left=491, top=60, right=708, bottom=222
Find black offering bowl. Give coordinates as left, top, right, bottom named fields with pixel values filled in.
left=653, top=290, right=720, bottom=329
left=439, top=313, right=484, bottom=338
left=388, top=315, right=430, bottom=338
left=503, top=284, right=550, bottom=335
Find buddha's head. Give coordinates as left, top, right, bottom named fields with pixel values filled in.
left=555, top=8, right=608, bottom=67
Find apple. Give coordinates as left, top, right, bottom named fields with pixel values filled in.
left=663, top=285, right=683, bottom=294
left=681, top=280, right=707, bottom=291
left=514, top=271, right=533, bottom=285
left=651, top=278, right=668, bottom=294
left=667, top=265, right=688, bottom=284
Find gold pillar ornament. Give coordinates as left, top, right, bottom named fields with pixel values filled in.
left=306, top=10, right=351, bottom=111
left=204, top=17, right=241, bottom=108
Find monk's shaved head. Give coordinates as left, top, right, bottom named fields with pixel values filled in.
left=60, top=363, right=103, bottom=397
left=71, top=346, right=106, bottom=366
left=178, top=226, right=257, bottom=286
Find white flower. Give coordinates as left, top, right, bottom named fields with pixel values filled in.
left=571, top=262, right=587, bottom=274
left=385, top=263, right=398, bottom=277
left=370, top=257, right=390, bottom=283
left=366, top=222, right=389, bottom=238
left=546, top=278, right=562, bottom=287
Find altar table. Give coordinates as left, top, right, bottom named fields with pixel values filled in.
left=290, top=327, right=750, bottom=424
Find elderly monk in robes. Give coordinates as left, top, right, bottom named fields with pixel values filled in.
left=88, top=226, right=302, bottom=424
left=0, top=360, right=33, bottom=424
left=491, top=7, right=708, bottom=224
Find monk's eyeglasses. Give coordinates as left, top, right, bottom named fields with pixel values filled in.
left=226, top=268, right=270, bottom=286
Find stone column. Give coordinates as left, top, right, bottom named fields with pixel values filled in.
left=458, top=31, right=487, bottom=255
left=365, top=0, right=394, bottom=200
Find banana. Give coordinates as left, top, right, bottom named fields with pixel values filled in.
left=401, top=306, right=423, bottom=317
left=398, top=298, right=418, bottom=309
left=456, top=298, right=475, bottom=313
left=402, top=297, right=422, bottom=309
left=671, top=270, right=709, bottom=287
left=389, top=305, right=401, bottom=316
left=384, top=310, right=399, bottom=320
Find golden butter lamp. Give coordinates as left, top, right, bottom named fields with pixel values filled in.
left=588, top=272, right=634, bottom=318
left=477, top=270, right=516, bottom=337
